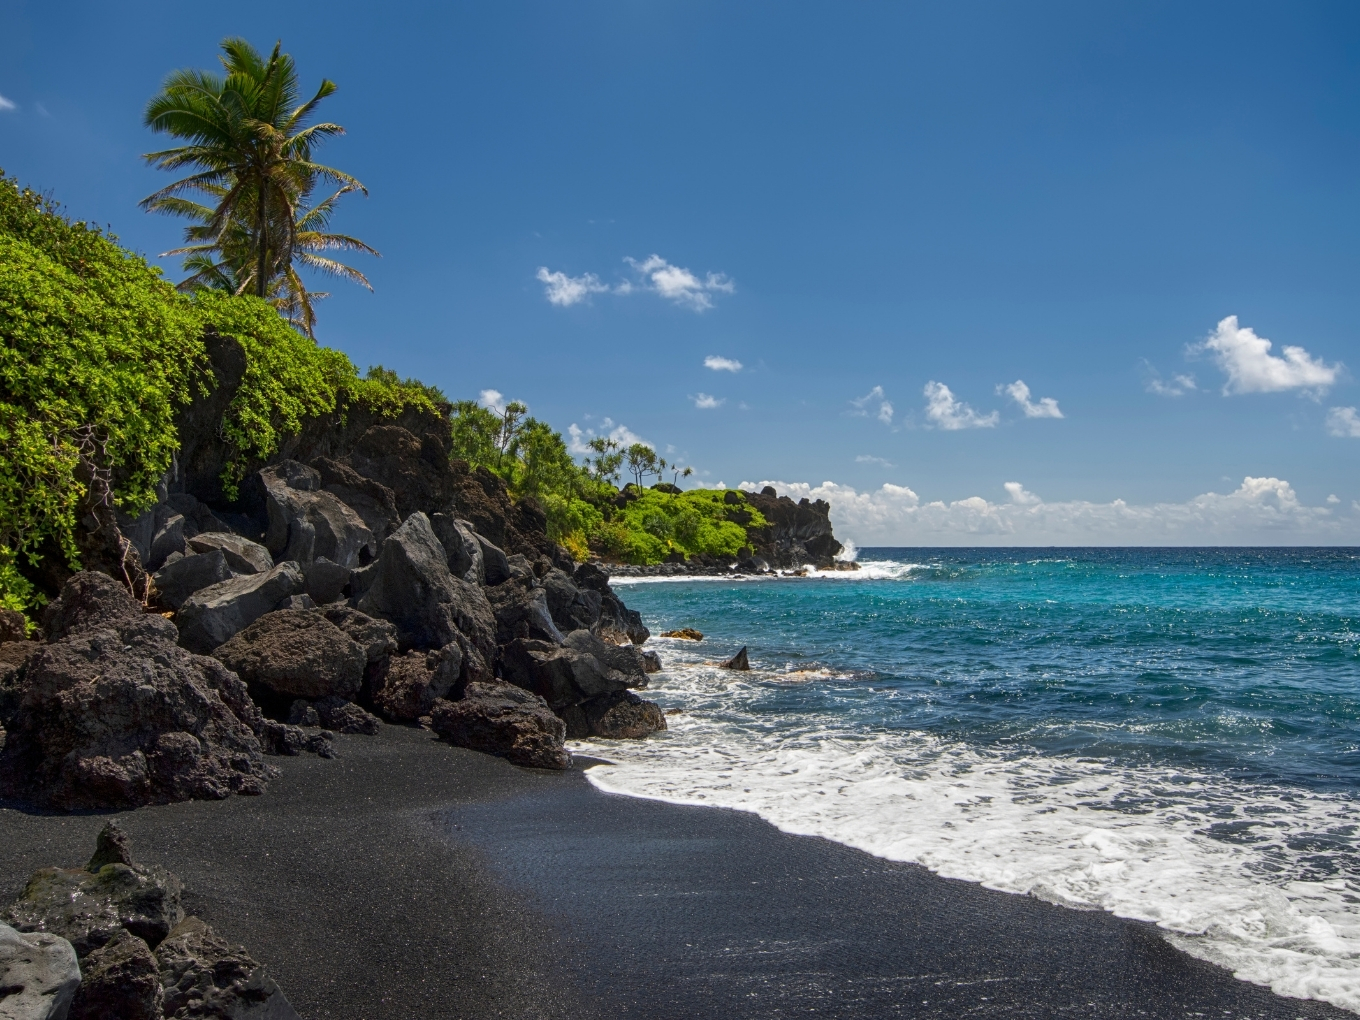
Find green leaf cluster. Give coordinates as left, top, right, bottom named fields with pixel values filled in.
left=607, top=488, right=766, bottom=564
left=0, top=172, right=433, bottom=613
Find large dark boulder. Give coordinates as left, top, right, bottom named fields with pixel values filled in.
left=0, top=573, right=274, bottom=810
left=175, top=561, right=304, bottom=654
left=429, top=683, right=570, bottom=769
left=156, top=916, right=300, bottom=1020
left=68, top=929, right=162, bottom=1020
left=211, top=610, right=366, bottom=703
left=310, top=456, right=402, bottom=546
left=0, top=922, right=81, bottom=1020
left=499, top=629, right=648, bottom=714
left=317, top=605, right=397, bottom=665
left=186, top=532, right=273, bottom=574
left=357, top=513, right=496, bottom=673
left=429, top=513, right=483, bottom=582
left=486, top=577, right=565, bottom=645
left=260, top=461, right=375, bottom=569
left=371, top=645, right=462, bottom=722
left=542, top=568, right=601, bottom=633
left=343, top=425, right=459, bottom=521
left=577, top=690, right=667, bottom=740
left=153, top=547, right=234, bottom=610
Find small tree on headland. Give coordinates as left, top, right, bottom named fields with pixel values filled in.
left=625, top=443, right=658, bottom=489
left=141, top=37, right=376, bottom=336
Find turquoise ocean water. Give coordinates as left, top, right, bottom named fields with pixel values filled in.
left=575, top=549, right=1360, bottom=1012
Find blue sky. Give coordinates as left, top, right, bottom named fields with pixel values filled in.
left=4, top=1, right=1359, bottom=542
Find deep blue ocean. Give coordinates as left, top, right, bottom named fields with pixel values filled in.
left=577, top=549, right=1360, bottom=1012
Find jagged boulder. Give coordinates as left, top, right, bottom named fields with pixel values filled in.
left=430, top=683, right=569, bottom=769
left=429, top=513, right=483, bottom=582
left=68, top=929, right=162, bottom=1020
left=573, top=563, right=650, bottom=645
left=575, top=690, right=667, bottom=740
left=316, top=606, right=397, bottom=665
left=152, top=548, right=233, bottom=610
left=185, top=532, right=273, bottom=575
left=211, top=610, right=366, bottom=703
left=310, top=456, right=401, bottom=546
left=175, top=562, right=304, bottom=654
left=357, top=513, right=496, bottom=673
left=0, top=923, right=81, bottom=1020
left=1, top=574, right=273, bottom=810
left=288, top=696, right=381, bottom=735
left=541, top=568, right=601, bottom=633
left=371, top=646, right=461, bottom=722
left=260, top=461, right=375, bottom=568
left=499, top=629, right=648, bottom=714
left=344, top=424, right=459, bottom=520
left=156, top=916, right=300, bottom=1020
left=720, top=646, right=751, bottom=670
left=486, top=577, right=565, bottom=645
left=641, top=650, right=662, bottom=673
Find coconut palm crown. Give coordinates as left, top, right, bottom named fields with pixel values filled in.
left=141, top=37, right=377, bottom=336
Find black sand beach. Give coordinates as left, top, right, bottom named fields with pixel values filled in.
left=1, top=726, right=1350, bottom=1019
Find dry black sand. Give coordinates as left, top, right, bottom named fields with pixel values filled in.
left=0, top=726, right=1351, bottom=1019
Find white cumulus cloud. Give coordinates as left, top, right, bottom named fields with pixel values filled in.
left=1004, top=482, right=1041, bottom=505
left=743, top=476, right=1354, bottom=546
left=704, top=355, right=743, bottom=372
left=923, top=381, right=998, bottom=430
left=478, top=389, right=514, bottom=414
left=0, top=95, right=16, bottom=112
left=1000, top=380, right=1063, bottom=419
left=1326, top=407, right=1360, bottom=438
left=536, top=267, right=609, bottom=307
left=691, top=393, right=724, bottom=409
left=625, top=254, right=733, bottom=311
left=1198, top=315, right=1341, bottom=396
left=850, top=386, right=894, bottom=425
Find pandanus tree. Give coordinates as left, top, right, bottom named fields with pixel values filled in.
left=141, top=37, right=376, bottom=336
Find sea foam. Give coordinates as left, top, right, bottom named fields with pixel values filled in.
left=575, top=642, right=1360, bottom=1014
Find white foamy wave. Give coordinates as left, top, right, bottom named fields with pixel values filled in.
left=574, top=653, right=1360, bottom=1014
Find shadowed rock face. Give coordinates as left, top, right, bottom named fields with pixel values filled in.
left=430, top=682, right=570, bottom=770
left=175, top=561, right=305, bottom=654
left=741, top=487, right=843, bottom=569
left=68, top=929, right=162, bottom=1020
left=372, top=646, right=462, bottom=723
left=0, top=573, right=274, bottom=810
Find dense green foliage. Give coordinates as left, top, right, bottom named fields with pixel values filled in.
left=0, top=173, right=430, bottom=613
left=447, top=402, right=763, bottom=563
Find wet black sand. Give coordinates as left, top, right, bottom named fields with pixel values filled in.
left=1, top=726, right=1351, bottom=1019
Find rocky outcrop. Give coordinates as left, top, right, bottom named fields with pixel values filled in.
left=430, top=682, right=570, bottom=769
left=574, top=564, right=650, bottom=644
left=175, top=561, right=305, bottom=654
left=720, top=645, right=751, bottom=670
left=211, top=609, right=367, bottom=704
left=185, top=532, right=273, bottom=574
left=1, top=608, right=29, bottom=642
left=580, top=690, right=668, bottom=739
left=357, top=513, right=496, bottom=670
left=486, top=577, right=565, bottom=645
left=260, top=461, right=376, bottom=569
left=0, top=574, right=274, bottom=810
left=741, top=486, right=843, bottom=569
left=0, top=922, right=81, bottom=1020
left=68, top=929, right=162, bottom=1020
left=288, top=695, right=381, bottom=735
left=156, top=916, right=299, bottom=1020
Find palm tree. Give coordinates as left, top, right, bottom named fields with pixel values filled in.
left=153, top=181, right=377, bottom=336
left=141, top=37, right=375, bottom=331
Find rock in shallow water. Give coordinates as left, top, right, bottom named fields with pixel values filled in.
left=430, top=682, right=570, bottom=769
left=720, top=645, right=750, bottom=670
left=0, top=922, right=80, bottom=1020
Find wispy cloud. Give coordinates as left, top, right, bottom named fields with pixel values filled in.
left=855, top=454, right=893, bottom=467
left=691, top=393, right=724, bottom=409
left=923, top=381, right=998, bottom=430
left=625, top=254, right=733, bottom=311
left=535, top=267, right=609, bottom=307
left=999, top=380, right=1063, bottom=419
left=1196, top=315, right=1340, bottom=396
left=1326, top=407, right=1360, bottom=438
left=567, top=417, right=651, bottom=454
left=704, top=355, right=742, bottom=372
left=1143, top=360, right=1197, bottom=397
left=0, top=95, right=16, bottom=112
left=745, top=476, right=1354, bottom=545
left=850, top=386, right=894, bottom=425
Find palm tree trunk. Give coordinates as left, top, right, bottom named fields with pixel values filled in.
left=256, top=178, right=268, bottom=298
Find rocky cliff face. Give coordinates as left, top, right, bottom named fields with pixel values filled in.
left=742, top=486, right=843, bottom=570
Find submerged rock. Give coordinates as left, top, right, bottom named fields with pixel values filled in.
left=660, top=628, right=703, bottom=641
left=430, top=682, right=570, bottom=770
left=0, top=922, right=81, bottom=1020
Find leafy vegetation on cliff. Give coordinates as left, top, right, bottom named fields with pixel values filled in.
left=0, top=173, right=429, bottom=612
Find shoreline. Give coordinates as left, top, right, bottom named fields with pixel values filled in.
left=1, top=726, right=1351, bottom=1019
